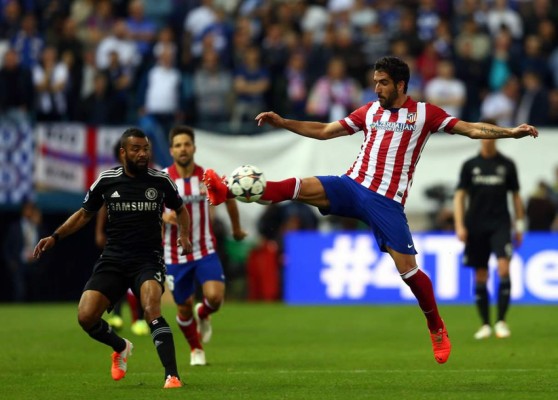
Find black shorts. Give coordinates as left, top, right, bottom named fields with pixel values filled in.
left=462, top=225, right=513, bottom=269
left=83, top=255, right=166, bottom=307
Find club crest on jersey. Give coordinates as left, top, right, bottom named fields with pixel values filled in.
left=145, top=188, right=158, bottom=200
left=406, top=112, right=417, bottom=123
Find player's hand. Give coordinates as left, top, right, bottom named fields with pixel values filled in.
left=455, top=226, right=467, bottom=242
left=514, top=232, right=523, bottom=248
left=33, top=236, right=56, bottom=259
left=511, top=124, right=538, bottom=139
left=232, top=228, right=247, bottom=241
left=255, top=111, right=283, bottom=128
left=177, top=236, right=193, bottom=255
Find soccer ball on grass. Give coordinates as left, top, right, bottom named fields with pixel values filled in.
left=228, top=164, right=266, bottom=203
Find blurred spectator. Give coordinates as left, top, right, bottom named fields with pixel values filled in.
left=32, top=46, right=69, bottom=122
left=230, top=46, right=270, bottom=133
left=416, top=40, right=440, bottom=85
left=184, top=0, right=217, bottom=56
left=303, top=29, right=334, bottom=88
left=432, top=19, right=453, bottom=60
left=390, top=8, right=423, bottom=58
left=404, top=56, right=424, bottom=101
left=486, top=0, right=523, bottom=40
left=192, top=48, right=233, bottom=127
left=56, top=18, right=84, bottom=121
left=78, top=72, right=118, bottom=125
left=375, top=0, right=402, bottom=36
left=534, top=19, right=556, bottom=57
left=360, top=21, right=390, bottom=69
left=126, top=0, right=157, bottom=65
left=0, top=48, right=34, bottom=123
left=79, top=48, right=96, bottom=100
left=261, top=23, right=291, bottom=112
left=11, top=13, right=44, bottom=69
left=452, top=0, right=489, bottom=34
left=152, top=25, right=177, bottom=62
left=520, top=35, right=550, bottom=84
left=78, top=0, right=115, bottom=48
left=349, top=0, right=378, bottom=37
left=137, top=47, right=181, bottom=164
left=515, top=70, right=549, bottom=126
left=487, top=28, right=520, bottom=91
left=305, top=56, right=361, bottom=122
left=480, top=75, right=520, bottom=127
left=143, top=0, right=173, bottom=29
left=454, top=17, right=490, bottom=62
left=101, top=51, right=132, bottom=124
left=0, top=0, right=22, bottom=40
left=332, top=26, right=366, bottom=86
left=95, top=19, right=140, bottom=71
left=416, top=0, right=440, bottom=42
left=526, top=181, right=557, bottom=231
left=300, top=1, right=330, bottom=45
left=2, top=201, right=46, bottom=302
left=425, top=59, right=466, bottom=118
left=454, top=39, right=489, bottom=121
left=283, top=51, right=308, bottom=120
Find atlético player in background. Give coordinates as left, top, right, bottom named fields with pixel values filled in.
left=33, top=128, right=192, bottom=388
left=203, top=56, right=539, bottom=365
left=162, top=125, right=246, bottom=366
left=453, top=137, right=525, bottom=340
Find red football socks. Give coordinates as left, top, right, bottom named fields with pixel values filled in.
left=402, top=269, right=443, bottom=332
left=176, top=315, right=202, bottom=350
left=260, top=178, right=300, bottom=203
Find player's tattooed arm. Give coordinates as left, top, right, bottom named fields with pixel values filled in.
left=451, top=120, right=538, bottom=139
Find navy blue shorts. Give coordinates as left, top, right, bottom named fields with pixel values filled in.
left=317, top=175, right=417, bottom=255
left=166, top=252, right=225, bottom=304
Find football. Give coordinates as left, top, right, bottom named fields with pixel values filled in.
left=228, top=164, right=267, bottom=203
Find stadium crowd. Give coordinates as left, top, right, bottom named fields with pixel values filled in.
left=1, top=0, right=558, bottom=139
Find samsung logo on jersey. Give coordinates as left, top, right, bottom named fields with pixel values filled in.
left=110, top=201, right=158, bottom=211
left=182, top=194, right=206, bottom=204
left=472, top=175, right=505, bottom=185
left=370, top=121, right=415, bottom=132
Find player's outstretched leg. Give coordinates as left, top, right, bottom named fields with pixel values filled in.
left=111, top=338, right=133, bottom=380
left=203, top=169, right=230, bottom=205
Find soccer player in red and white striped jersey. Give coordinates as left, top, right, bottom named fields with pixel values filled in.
left=203, top=56, right=539, bottom=365
left=163, top=125, right=246, bottom=366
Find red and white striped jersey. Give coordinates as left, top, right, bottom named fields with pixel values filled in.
left=339, top=97, right=459, bottom=205
left=162, top=163, right=216, bottom=264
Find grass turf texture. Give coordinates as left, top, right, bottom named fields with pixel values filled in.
left=1, top=303, right=556, bottom=400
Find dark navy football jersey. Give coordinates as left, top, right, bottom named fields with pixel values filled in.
left=456, top=152, right=519, bottom=231
left=83, top=167, right=183, bottom=258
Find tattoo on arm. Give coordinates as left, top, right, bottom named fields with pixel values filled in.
left=480, top=125, right=507, bottom=138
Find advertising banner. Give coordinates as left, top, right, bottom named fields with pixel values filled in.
left=284, top=232, right=558, bottom=304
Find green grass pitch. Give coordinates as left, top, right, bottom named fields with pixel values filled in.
left=1, top=303, right=556, bottom=400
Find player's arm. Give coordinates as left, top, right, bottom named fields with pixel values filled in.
left=33, top=208, right=96, bottom=258
left=255, top=111, right=348, bottom=140
left=449, top=120, right=538, bottom=139
left=94, top=204, right=108, bottom=248
left=511, top=191, right=525, bottom=247
left=225, top=198, right=247, bottom=241
left=453, top=189, right=468, bottom=242
left=174, top=204, right=193, bottom=255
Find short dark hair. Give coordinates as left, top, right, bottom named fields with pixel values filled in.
left=374, top=56, right=410, bottom=93
left=120, top=127, right=147, bottom=148
left=168, top=125, right=195, bottom=146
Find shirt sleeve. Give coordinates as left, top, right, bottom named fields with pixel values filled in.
left=82, top=183, right=104, bottom=212
left=426, top=103, right=459, bottom=133
left=162, top=177, right=183, bottom=211
left=339, top=103, right=370, bottom=134
left=507, top=160, right=520, bottom=192
left=456, top=160, right=472, bottom=191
